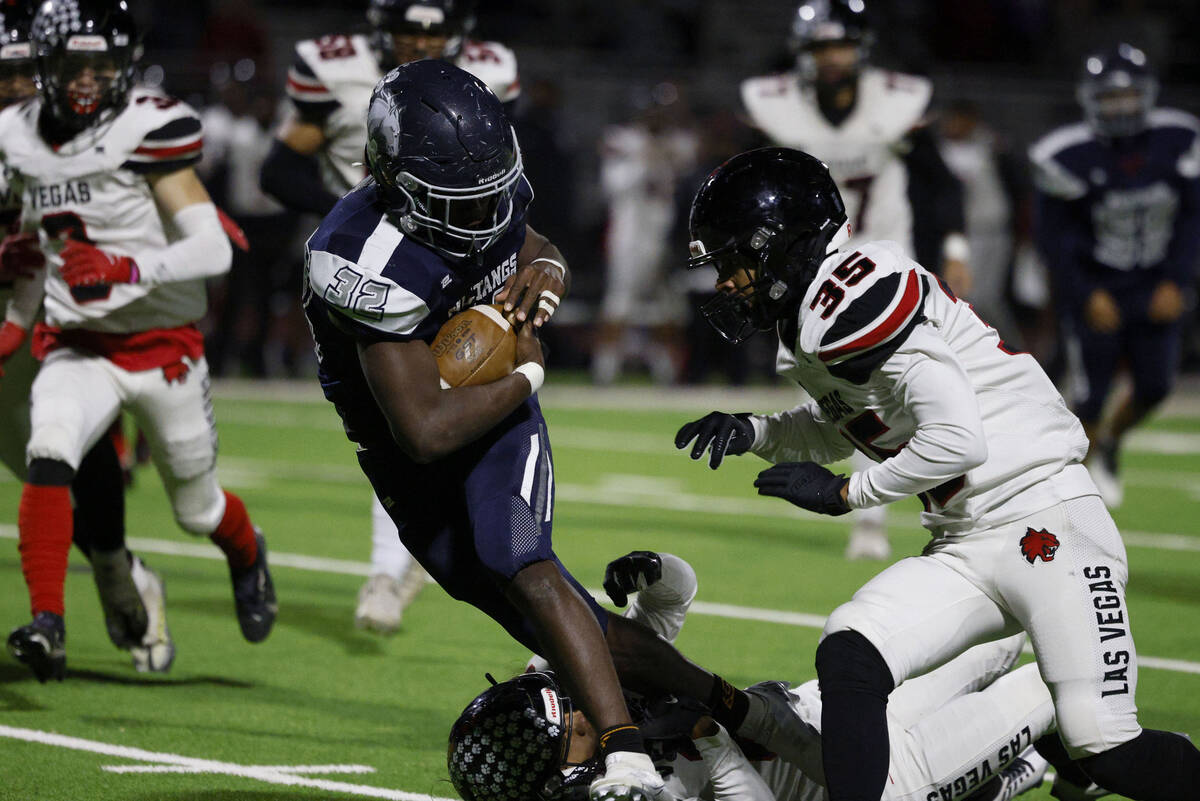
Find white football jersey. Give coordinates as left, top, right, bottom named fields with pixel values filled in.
left=0, top=89, right=209, bottom=333
left=0, top=129, right=22, bottom=301
left=286, top=34, right=520, bottom=196
left=741, top=67, right=931, bottom=256
left=751, top=240, right=1093, bottom=533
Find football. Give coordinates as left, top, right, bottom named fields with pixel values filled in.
left=432, top=304, right=517, bottom=388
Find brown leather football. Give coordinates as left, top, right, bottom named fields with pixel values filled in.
left=432, top=304, right=517, bottom=388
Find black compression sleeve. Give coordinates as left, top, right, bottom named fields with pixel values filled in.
left=260, top=139, right=342, bottom=216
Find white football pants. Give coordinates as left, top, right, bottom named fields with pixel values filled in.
left=27, top=347, right=226, bottom=535
left=823, top=494, right=1141, bottom=757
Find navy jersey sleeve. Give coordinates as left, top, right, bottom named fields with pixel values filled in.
left=305, top=187, right=454, bottom=345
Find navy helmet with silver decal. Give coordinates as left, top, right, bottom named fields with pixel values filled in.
left=365, top=59, right=523, bottom=262
left=1077, top=43, right=1158, bottom=139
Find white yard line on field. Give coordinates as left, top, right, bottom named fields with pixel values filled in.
left=1, top=525, right=1198, bottom=675
left=0, top=725, right=448, bottom=800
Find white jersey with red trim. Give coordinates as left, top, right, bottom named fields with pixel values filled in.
left=741, top=67, right=930, bottom=256
left=751, top=240, right=1092, bottom=534
left=286, top=34, right=520, bottom=196
left=0, top=89, right=209, bottom=333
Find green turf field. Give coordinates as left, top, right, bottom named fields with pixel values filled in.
left=1, top=382, right=1197, bottom=801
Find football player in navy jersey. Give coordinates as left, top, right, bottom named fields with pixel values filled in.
left=304, top=61, right=807, bottom=801
left=1031, top=44, right=1200, bottom=508
left=263, top=0, right=521, bottom=635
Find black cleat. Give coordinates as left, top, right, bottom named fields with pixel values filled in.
left=229, top=530, right=277, bottom=643
left=7, top=611, right=66, bottom=682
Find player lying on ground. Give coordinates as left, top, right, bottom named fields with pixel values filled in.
left=1, top=0, right=275, bottom=682
left=451, top=550, right=1056, bottom=801
left=676, top=147, right=1200, bottom=800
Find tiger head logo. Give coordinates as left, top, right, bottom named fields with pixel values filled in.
left=1020, top=528, right=1060, bottom=564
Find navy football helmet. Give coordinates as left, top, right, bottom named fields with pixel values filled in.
left=1077, top=43, right=1158, bottom=139
left=31, top=0, right=138, bottom=134
left=365, top=59, right=523, bottom=261
left=368, top=0, right=473, bottom=68
left=448, top=672, right=599, bottom=801
left=688, top=148, right=849, bottom=344
left=0, top=0, right=36, bottom=108
left=788, top=0, right=872, bottom=82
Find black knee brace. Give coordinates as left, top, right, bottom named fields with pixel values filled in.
left=1079, top=729, right=1200, bottom=801
left=27, top=457, right=74, bottom=487
left=815, top=629, right=895, bottom=697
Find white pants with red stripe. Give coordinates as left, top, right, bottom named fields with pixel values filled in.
left=26, top=346, right=225, bottom=535
left=823, top=494, right=1142, bottom=757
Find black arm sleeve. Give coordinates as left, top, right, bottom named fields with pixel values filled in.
left=904, top=125, right=966, bottom=271
left=260, top=138, right=342, bottom=217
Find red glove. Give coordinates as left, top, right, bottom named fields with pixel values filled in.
left=0, top=321, right=28, bottom=378
left=59, top=239, right=139, bottom=287
left=217, top=207, right=250, bottom=253
left=0, top=232, right=46, bottom=281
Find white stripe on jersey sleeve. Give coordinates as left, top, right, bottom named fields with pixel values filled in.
left=1028, top=123, right=1091, bottom=200
left=308, top=247, right=429, bottom=336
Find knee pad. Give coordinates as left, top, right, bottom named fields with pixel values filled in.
left=815, top=630, right=895, bottom=698
left=1079, top=729, right=1200, bottom=796
left=27, top=457, right=75, bottom=487
left=169, top=471, right=225, bottom=535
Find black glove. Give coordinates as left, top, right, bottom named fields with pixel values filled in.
left=603, top=550, right=663, bottom=607
left=675, top=412, right=755, bottom=469
left=753, top=462, right=851, bottom=516
left=638, top=693, right=710, bottom=743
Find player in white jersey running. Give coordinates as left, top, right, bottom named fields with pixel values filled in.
left=675, top=147, right=1200, bottom=801
left=740, top=0, right=970, bottom=562
left=0, top=0, right=175, bottom=677
left=0, top=0, right=277, bottom=682
left=260, top=0, right=520, bottom=634
left=453, top=550, right=1055, bottom=801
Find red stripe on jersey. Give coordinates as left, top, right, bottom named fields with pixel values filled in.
left=133, top=138, right=204, bottom=158
left=820, top=270, right=921, bottom=362
left=287, top=75, right=332, bottom=95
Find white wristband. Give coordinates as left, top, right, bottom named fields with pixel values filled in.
left=531, top=257, right=566, bottom=281
left=513, top=361, right=544, bottom=394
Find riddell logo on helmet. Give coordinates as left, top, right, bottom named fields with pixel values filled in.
left=66, top=35, right=108, bottom=52
left=539, top=687, right=561, bottom=725
left=477, top=170, right=505, bottom=185
left=1019, top=528, right=1060, bottom=564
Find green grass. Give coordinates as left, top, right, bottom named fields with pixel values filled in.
left=1, top=387, right=1198, bottom=800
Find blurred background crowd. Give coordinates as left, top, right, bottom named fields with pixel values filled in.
left=124, top=0, right=1199, bottom=386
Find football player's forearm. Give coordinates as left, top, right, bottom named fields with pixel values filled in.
left=749, top=401, right=854, bottom=465
left=695, top=727, right=777, bottom=801
left=519, top=228, right=571, bottom=296
left=624, top=553, right=697, bottom=644
left=386, top=375, right=533, bottom=463
left=849, top=420, right=986, bottom=507
left=260, top=139, right=340, bottom=216
left=133, top=203, right=232, bottom=285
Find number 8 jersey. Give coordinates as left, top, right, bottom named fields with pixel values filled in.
left=750, top=240, right=1094, bottom=534
left=0, top=88, right=206, bottom=333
